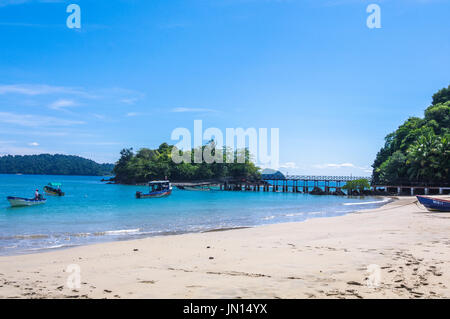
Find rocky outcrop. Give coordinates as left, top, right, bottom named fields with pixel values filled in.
left=331, top=189, right=346, bottom=196
left=310, top=187, right=326, bottom=195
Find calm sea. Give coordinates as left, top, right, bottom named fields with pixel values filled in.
left=0, top=174, right=388, bottom=255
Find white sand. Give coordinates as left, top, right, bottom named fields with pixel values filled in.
left=0, top=196, right=449, bottom=299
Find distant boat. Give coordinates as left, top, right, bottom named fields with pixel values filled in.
left=183, top=186, right=212, bottom=191
left=7, top=196, right=47, bottom=207
left=44, top=183, right=65, bottom=196
left=416, top=195, right=450, bottom=212
left=136, top=181, right=172, bottom=199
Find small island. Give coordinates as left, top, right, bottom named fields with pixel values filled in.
left=0, top=154, right=114, bottom=176
left=112, top=143, right=261, bottom=184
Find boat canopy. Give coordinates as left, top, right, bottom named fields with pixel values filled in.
left=48, top=182, right=62, bottom=187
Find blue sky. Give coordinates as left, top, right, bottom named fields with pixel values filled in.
left=0, top=0, right=449, bottom=175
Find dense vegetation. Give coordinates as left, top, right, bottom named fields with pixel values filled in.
left=113, top=143, right=261, bottom=184
left=342, top=179, right=371, bottom=193
left=372, top=86, right=450, bottom=186
left=0, top=154, right=114, bottom=176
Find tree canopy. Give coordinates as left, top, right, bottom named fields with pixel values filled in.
left=0, top=154, right=114, bottom=176
left=342, top=179, right=371, bottom=192
left=372, top=86, right=450, bottom=186
left=113, top=142, right=261, bottom=184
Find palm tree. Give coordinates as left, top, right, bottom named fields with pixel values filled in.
left=406, top=133, right=443, bottom=184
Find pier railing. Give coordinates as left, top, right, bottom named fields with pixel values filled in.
left=262, top=175, right=372, bottom=182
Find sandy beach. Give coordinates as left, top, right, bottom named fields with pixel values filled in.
left=0, top=196, right=449, bottom=299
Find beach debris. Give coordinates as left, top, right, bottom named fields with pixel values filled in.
left=347, top=281, right=362, bottom=286
left=133, top=248, right=139, bottom=252
left=206, top=270, right=270, bottom=278
left=104, top=289, right=112, bottom=293
left=209, top=257, right=214, bottom=260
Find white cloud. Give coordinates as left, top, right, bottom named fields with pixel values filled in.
left=0, top=84, right=143, bottom=102
left=0, top=141, right=49, bottom=156
left=0, top=112, right=85, bottom=127
left=0, top=0, right=29, bottom=7
left=0, top=0, right=64, bottom=7
left=126, top=112, right=139, bottom=117
left=121, top=98, right=138, bottom=105
left=280, top=162, right=298, bottom=169
left=49, top=99, right=77, bottom=110
left=0, top=84, right=89, bottom=97
left=28, top=142, right=39, bottom=146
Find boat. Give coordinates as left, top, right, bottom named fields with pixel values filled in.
left=136, top=181, right=172, bottom=199
left=7, top=196, right=47, bottom=207
left=44, top=183, right=65, bottom=196
left=176, top=183, right=219, bottom=191
left=183, top=186, right=212, bottom=191
left=416, top=195, right=450, bottom=212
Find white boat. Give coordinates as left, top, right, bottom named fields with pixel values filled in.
left=136, top=181, right=172, bottom=199
left=7, top=196, right=47, bottom=207
left=184, top=186, right=212, bottom=191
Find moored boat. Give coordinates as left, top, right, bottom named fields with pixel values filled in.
left=44, top=183, right=65, bottom=196
left=7, top=196, right=47, bottom=207
left=183, top=186, right=212, bottom=191
left=416, top=195, right=450, bottom=212
left=136, top=181, right=172, bottom=199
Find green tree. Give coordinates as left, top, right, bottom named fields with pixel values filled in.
left=432, top=85, right=450, bottom=105
left=342, top=179, right=371, bottom=193
left=376, top=151, right=407, bottom=184
left=112, top=143, right=261, bottom=184
left=372, top=85, right=450, bottom=186
left=407, top=133, right=449, bottom=184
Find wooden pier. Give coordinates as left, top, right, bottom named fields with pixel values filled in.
left=175, top=176, right=450, bottom=195
left=373, top=185, right=450, bottom=196
left=219, top=175, right=371, bottom=194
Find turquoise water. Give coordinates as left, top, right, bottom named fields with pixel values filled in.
left=0, top=174, right=388, bottom=255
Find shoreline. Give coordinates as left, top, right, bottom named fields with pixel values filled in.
left=1, top=196, right=449, bottom=298
left=0, top=195, right=392, bottom=257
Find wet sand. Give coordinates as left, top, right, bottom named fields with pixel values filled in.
left=0, top=196, right=449, bottom=299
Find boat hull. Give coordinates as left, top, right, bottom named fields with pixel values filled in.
left=136, top=189, right=172, bottom=199
left=7, top=196, right=47, bottom=207
left=417, top=196, right=450, bottom=212
left=44, top=186, right=65, bottom=196
left=183, top=186, right=211, bottom=191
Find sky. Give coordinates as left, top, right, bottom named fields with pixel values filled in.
left=0, top=0, right=449, bottom=176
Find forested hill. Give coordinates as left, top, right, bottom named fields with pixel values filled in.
left=113, top=143, right=261, bottom=184
left=0, top=154, right=114, bottom=176
left=372, top=85, right=450, bottom=186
